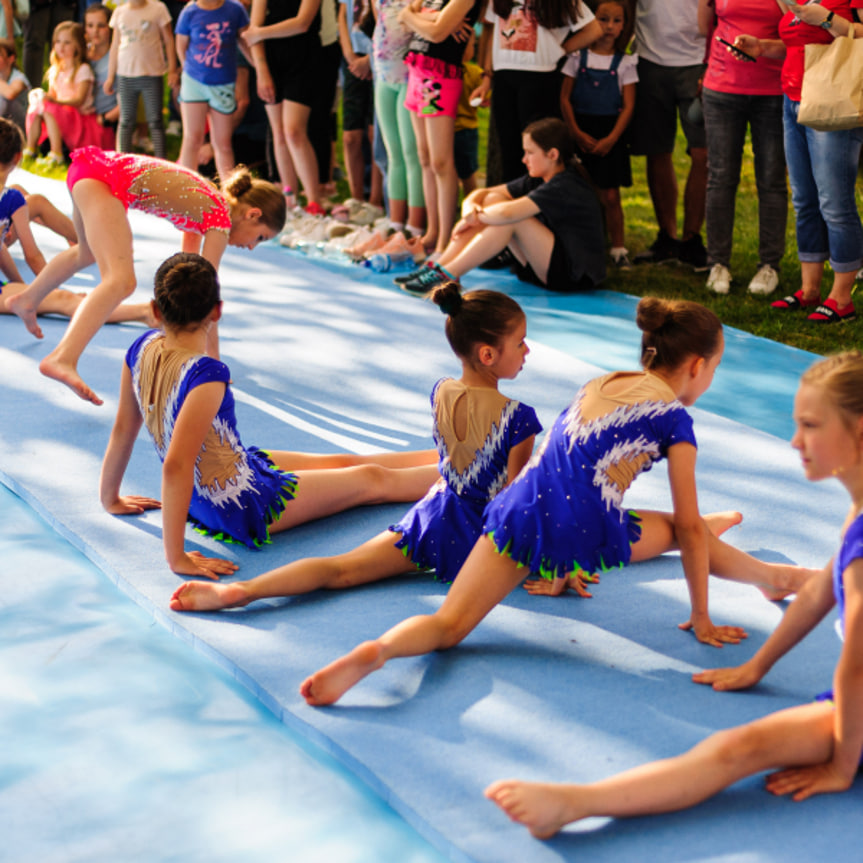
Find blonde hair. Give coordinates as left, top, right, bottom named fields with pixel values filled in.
left=50, top=21, right=86, bottom=74
left=221, top=166, right=286, bottom=233
left=801, top=351, right=863, bottom=430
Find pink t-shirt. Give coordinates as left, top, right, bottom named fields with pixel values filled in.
left=48, top=63, right=95, bottom=113
left=779, top=0, right=863, bottom=101
left=110, top=0, right=173, bottom=78
left=703, top=0, right=783, bottom=95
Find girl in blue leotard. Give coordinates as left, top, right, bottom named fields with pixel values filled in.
left=301, top=297, right=817, bottom=706
left=169, top=282, right=541, bottom=612
left=100, top=252, right=439, bottom=581
left=486, top=350, right=863, bottom=838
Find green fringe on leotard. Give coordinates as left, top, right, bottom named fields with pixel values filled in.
left=190, top=467, right=299, bottom=549
left=486, top=510, right=643, bottom=584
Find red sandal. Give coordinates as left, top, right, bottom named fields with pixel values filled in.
left=807, top=298, right=857, bottom=323
left=771, top=290, right=820, bottom=310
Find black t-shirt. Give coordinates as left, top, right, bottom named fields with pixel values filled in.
left=506, top=166, right=606, bottom=287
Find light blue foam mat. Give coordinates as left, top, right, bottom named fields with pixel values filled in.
left=0, top=172, right=857, bottom=863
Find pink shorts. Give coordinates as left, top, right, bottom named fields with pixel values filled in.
left=404, top=53, right=462, bottom=119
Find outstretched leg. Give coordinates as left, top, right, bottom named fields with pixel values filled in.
left=300, top=535, right=525, bottom=705
left=267, top=449, right=437, bottom=471
left=268, top=462, right=439, bottom=533
left=631, top=510, right=817, bottom=596
left=170, top=530, right=414, bottom=612
left=6, top=235, right=95, bottom=339
left=485, top=700, right=834, bottom=839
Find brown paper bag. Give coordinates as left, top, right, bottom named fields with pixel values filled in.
left=798, top=30, right=863, bottom=131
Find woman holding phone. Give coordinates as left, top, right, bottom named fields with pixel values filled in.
left=697, top=0, right=787, bottom=297
left=735, top=0, right=863, bottom=322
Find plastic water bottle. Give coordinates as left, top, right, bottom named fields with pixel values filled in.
left=364, top=254, right=393, bottom=273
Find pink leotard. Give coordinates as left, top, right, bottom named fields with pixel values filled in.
left=66, top=147, right=232, bottom=235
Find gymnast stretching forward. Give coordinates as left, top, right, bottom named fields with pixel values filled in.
left=170, top=283, right=541, bottom=612
left=487, top=351, right=863, bottom=837
left=100, top=253, right=438, bottom=581
left=301, top=297, right=818, bottom=705
left=8, top=146, right=286, bottom=405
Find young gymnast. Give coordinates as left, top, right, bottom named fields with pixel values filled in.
left=7, top=146, right=286, bottom=406
left=169, top=283, right=541, bottom=611
left=100, top=252, right=439, bottom=581
left=0, top=118, right=148, bottom=324
left=486, top=350, right=863, bottom=837
left=300, top=297, right=818, bottom=706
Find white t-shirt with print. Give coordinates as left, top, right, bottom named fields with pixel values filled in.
left=486, top=1, right=594, bottom=73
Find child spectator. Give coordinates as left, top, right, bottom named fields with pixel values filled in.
left=24, top=21, right=102, bottom=165
left=245, top=0, right=327, bottom=212
left=0, top=38, right=29, bottom=132
left=455, top=29, right=482, bottom=197
left=561, top=0, right=637, bottom=269
left=399, top=0, right=482, bottom=255
left=85, top=4, right=119, bottom=150
left=372, top=0, right=425, bottom=235
left=176, top=0, right=249, bottom=182
left=106, top=0, right=178, bottom=160
left=338, top=0, right=383, bottom=208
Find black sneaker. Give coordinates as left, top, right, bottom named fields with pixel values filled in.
left=400, top=263, right=451, bottom=294
left=633, top=230, right=680, bottom=265
left=479, top=248, right=515, bottom=270
left=394, top=263, right=431, bottom=285
left=678, top=233, right=709, bottom=271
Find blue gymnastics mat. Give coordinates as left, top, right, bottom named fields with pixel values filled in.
left=0, top=172, right=857, bottom=863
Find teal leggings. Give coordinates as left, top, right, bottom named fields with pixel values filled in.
left=374, top=79, right=424, bottom=208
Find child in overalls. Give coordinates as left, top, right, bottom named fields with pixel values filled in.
left=560, top=0, right=637, bottom=269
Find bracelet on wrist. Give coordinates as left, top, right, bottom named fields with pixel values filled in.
left=481, top=69, right=492, bottom=79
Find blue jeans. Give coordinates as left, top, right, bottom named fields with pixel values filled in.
left=703, top=88, right=787, bottom=269
left=783, top=96, right=863, bottom=273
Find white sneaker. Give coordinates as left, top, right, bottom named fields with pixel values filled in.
left=748, top=264, right=779, bottom=295
left=706, top=263, right=731, bottom=295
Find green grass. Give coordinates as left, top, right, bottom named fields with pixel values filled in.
left=608, top=132, right=863, bottom=357
left=24, top=120, right=862, bottom=357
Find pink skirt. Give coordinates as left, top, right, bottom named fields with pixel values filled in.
left=27, top=103, right=107, bottom=151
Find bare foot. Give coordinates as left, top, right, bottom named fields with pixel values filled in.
left=7, top=290, right=44, bottom=339
left=39, top=353, right=103, bottom=405
left=485, top=780, right=582, bottom=839
left=300, top=641, right=385, bottom=706
left=170, top=580, right=250, bottom=612
left=704, top=511, right=743, bottom=538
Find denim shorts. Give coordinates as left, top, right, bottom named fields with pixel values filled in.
left=631, top=58, right=706, bottom=155
left=179, top=71, right=236, bottom=115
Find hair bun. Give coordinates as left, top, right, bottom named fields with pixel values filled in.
left=431, top=281, right=463, bottom=316
left=635, top=296, right=672, bottom=334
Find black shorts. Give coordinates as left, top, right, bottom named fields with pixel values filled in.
left=513, top=239, right=593, bottom=293
left=342, top=59, right=375, bottom=131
